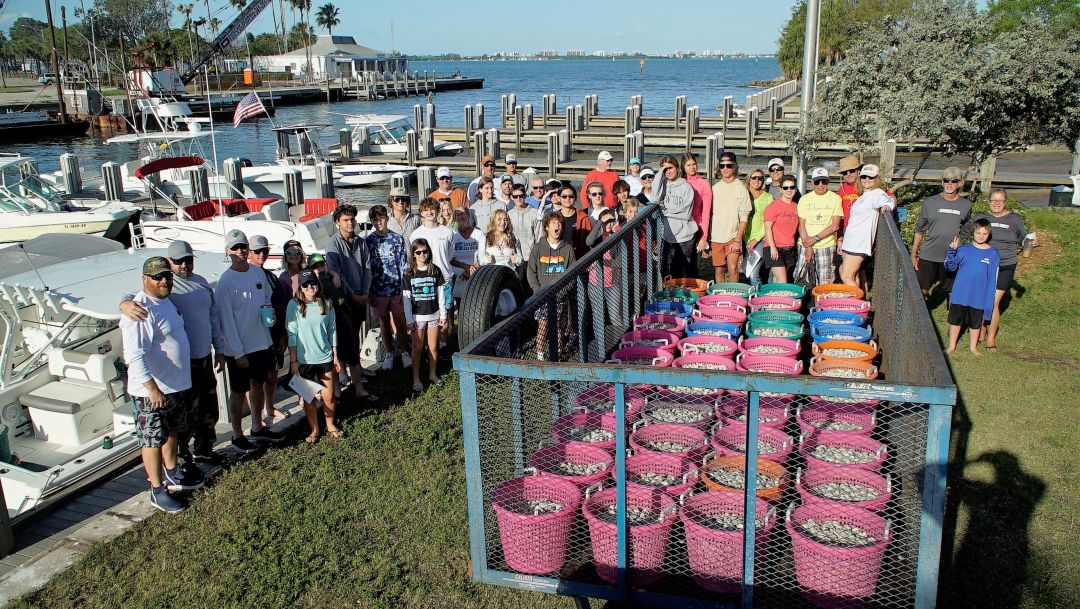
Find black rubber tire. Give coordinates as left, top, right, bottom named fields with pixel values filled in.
left=458, top=264, right=525, bottom=354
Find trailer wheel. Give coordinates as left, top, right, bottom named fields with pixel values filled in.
left=458, top=265, right=524, bottom=354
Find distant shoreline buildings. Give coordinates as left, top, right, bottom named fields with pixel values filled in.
left=409, top=50, right=776, bottom=61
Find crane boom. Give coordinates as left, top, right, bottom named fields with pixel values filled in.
left=180, top=0, right=273, bottom=85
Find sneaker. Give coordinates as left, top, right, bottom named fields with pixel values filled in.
left=380, top=356, right=394, bottom=371
left=149, top=486, right=185, bottom=513
left=400, top=353, right=412, bottom=368
left=251, top=427, right=286, bottom=443
left=163, top=464, right=205, bottom=491
left=192, top=450, right=227, bottom=467
left=231, top=435, right=260, bottom=454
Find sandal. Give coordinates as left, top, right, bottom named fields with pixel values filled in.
left=356, top=390, right=380, bottom=402
left=304, top=433, right=320, bottom=444
left=412, top=380, right=425, bottom=393
left=428, top=377, right=441, bottom=387
left=327, top=429, right=344, bottom=439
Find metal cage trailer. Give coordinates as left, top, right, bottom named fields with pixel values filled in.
left=453, top=203, right=957, bottom=609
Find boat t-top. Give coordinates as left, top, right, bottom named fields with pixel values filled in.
left=344, top=113, right=462, bottom=157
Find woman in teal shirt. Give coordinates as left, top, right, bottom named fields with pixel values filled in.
left=287, top=269, right=341, bottom=443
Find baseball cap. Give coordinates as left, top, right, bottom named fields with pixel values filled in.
left=719, top=151, right=737, bottom=163
left=283, top=239, right=303, bottom=251
left=860, top=164, right=881, bottom=178
left=500, top=174, right=513, bottom=183
left=545, top=178, right=561, bottom=188
left=505, top=153, right=518, bottom=164
left=389, top=184, right=409, bottom=198
left=142, top=256, right=170, bottom=276
left=297, top=269, right=318, bottom=286
left=436, top=166, right=452, bottom=179
left=166, top=241, right=193, bottom=259
left=249, top=235, right=270, bottom=250
left=225, top=229, right=248, bottom=249
left=811, top=167, right=830, bottom=180
left=629, top=157, right=641, bottom=165
left=481, top=155, right=495, bottom=165
left=640, top=167, right=656, bottom=178
left=307, top=253, right=326, bottom=267
left=767, top=157, right=785, bottom=170
left=942, top=166, right=963, bottom=180
left=598, top=151, right=613, bottom=161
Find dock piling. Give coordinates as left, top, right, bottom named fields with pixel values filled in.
left=315, top=162, right=335, bottom=199
left=514, top=106, right=524, bottom=152
left=406, top=129, right=418, bottom=167
left=343, top=128, right=360, bottom=159
left=583, top=97, right=591, bottom=129
left=500, top=95, right=509, bottom=128
left=487, top=128, right=500, bottom=162
left=541, top=94, right=550, bottom=127
left=421, top=127, right=435, bottom=158
left=283, top=168, right=303, bottom=207
left=523, top=104, right=534, bottom=130
left=722, top=96, right=733, bottom=133
left=391, top=172, right=408, bottom=194
left=417, top=167, right=434, bottom=198
left=475, top=103, right=485, bottom=130
left=574, top=104, right=584, bottom=131
left=558, top=129, right=570, bottom=163
left=882, top=138, right=898, bottom=185
left=633, top=130, right=645, bottom=165
left=564, top=107, right=575, bottom=152
left=705, top=135, right=718, bottom=182
left=675, top=95, right=686, bottom=130
left=223, top=158, right=244, bottom=197
left=425, top=103, right=436, bottom=129
left=414, top=104, right=424, bottom=130
left=623, top=133, right=635, bottom=173
left=464, top=105, right=474, bottom=152
left=472, top=131, right=488, bottom=175
left=746, top=107, right=758, bottom=156
left=591, top=94, right=600, bottom=116
left=547, top=132, right=559, bottom=179
left=59, top=153, right=81, bottom=195
left=102, top=161, right=122, bottom=202
left=770, top=96, right=778, bottom=132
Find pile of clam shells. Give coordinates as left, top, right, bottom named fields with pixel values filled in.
left=628, top=339, right=671, bottom=347
left=753, top=326, right=799, bottom=338
left=580, top=399, right=615, bottom=412
left=810, top=481, right=881, bottom=502
left=728, top=439, right=779, bottom=454
left=712, top=287, right=747, bottom=296
left=624, top=357, right=658, bottom=366
left=693, top=512, right=767, bottom=531
left=756, top=302, right=792, bottom=310
left=686, top=342, right=734, bottom=354
left=650, top=406, right=709, bottom=424
left=566, top=426, right=615, bottom=443
left=598, top=504, right=656, bottom=525
left=813, top=395, right=867, bottom=404
left=819, top=331, right=856, bottom=340
left=766, top=289, right=801, bottom=298
left=799, top=518, right=878, bottom=547
left=818, top=367, right=868, bottom=378
left=811, top=445, right=877, bottom=464
left=629, top=471, right=680, bottom=487
left=814, top=419, right=865, bottom=431
left=708, top=468, right=781, bottom=490
left=665, top=385, right=720, bottom=395
left=694, top=329, right=732, bottom=337
left=510, top=499, right=565, bottom=515
left=644, top=440, right=690, bottom=453
left=551, top=461, right=606, bottom=476
left=680, top=362, right=729, bottom=370
left=746, top=345, right=790, bottom=355
left=817, top=317, right=854, bottom=325
left=817, top=291, right=851, bottom=299
left=821, top=348, right=868, bottom=359
left=733, top=412, right=782, bottom=424
left=640, top=322, right=678, bottom=331
left=651, top=307, right=681, bottom=315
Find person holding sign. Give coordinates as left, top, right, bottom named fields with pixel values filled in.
left=286, top=269, right=341, bottom=443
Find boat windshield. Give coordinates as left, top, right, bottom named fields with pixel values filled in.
left=1, top=309, right=119, bottom=388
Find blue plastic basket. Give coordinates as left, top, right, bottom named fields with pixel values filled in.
left=686, top=320, right=743, bottom=339
left=807, top=308, right=866, bottom=328
left=644, top=300, right=694, bottom=318
left=810, top=323, right=874, bottom=343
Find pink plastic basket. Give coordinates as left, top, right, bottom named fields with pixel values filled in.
left=609, top=346, right=675, bottom=368
left=625, top=452, right=699, bottom=497
left=573, top=384, right=646, bottom=427
left=738, top=336, right=801, bottom=358
left=796, top=467, right=892, bottom=513
left=681, top=490, right=777, bottom=593
left=817, top=297, right=872, bottom=319
left=551, top=411, right=618, bottom=453
left=527, top=442, right=614, bottom=488
left=716, top=392, right=792, bottom=428
left=633, top=314, right=687, bottom=336
left=697, top=293, right=749, bottom=311
left=491, top=475, right=583, bottom=575
left=629, top=421, right=710, bottom=459
left=736, top=353, right=804, bottom=375
left=787, top=502, right=891, bottom=602
left=656, top=353, right=736, bottom=402
left=808, top=395, right=881, bottom=411
left=710, top=421, right=795, bottom=464
left=677, top=336, right=739, bottom=357
left=800, top=431, right=888, bottom=472
left=584, top=485, right=678, bottom=586
left=748, top=294, right=802, bottom=312
left=692, top=306, right=748, bottom=325
left=642, top=398, right=716, bottom=430
left=619, top=329, right=680, bottom=353
left=797, top=404, right=878, bottom=438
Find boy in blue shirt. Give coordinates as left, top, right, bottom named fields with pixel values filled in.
left=944, top=218, right=999, bottom=356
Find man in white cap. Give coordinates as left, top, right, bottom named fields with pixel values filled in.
left=120, top=241, right=227, bottom=468
left=427, top=166, right=468, bottom=209
left=798, top=167, right=844, bottom=286
left=766, top=157, right=800, bottom=202
left=215, top=229, right=284, bottom=454
left=911, top=166, right=972, bottom=299
left=623, top=157, right=644, bottom=196
left=247, top=234, right=292, bottom=424
left=580, top=150, right=619, bottom=208
left=503, top=154, right=519, bottom=181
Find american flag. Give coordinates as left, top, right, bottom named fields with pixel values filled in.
left=232, top=92, right=266, bottom=127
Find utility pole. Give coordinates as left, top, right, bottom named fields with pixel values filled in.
left=794, top=0, right=821, bottom=189
left=45, top=0, right=68, bottom=122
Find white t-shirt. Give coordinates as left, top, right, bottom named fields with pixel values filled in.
left=843, top=189, right=895, bottom=256
left=451, top=229, right=481, bottom=276
left=410, top=224, right=455, bottom=280
left=624, top=174, right=643, bottom=196
left=121, top=292, right=192, bottom=396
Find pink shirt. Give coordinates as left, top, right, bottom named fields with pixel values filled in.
left=686, top=174, right=712, bottom=241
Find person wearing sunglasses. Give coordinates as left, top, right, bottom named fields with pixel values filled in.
left=428, top=166, right=469, bottom=209
left=554, top=183, right=592, bottom=257
left=247, top=234, right=293, bottom=425
left=766, top=157, right=800, bottom=203
left=286, top=269, right=343, bottom=443
left=580, top=150, right=620, bottom=208
left=402, top=239, right=448, bottom=392
left=525, top=176, right=547, bottom=210
left=839, top=164, right=896, bottom=288
left=836, top=155, right=863, bottom=235
left=120, top=241, right=227, bottom=471
left=386, top=185, right=419, bottom=244
left=797, top=167, right=844, bottom=286
left=278, top=239, right=306, bottom=297
left=410, top=197, right=457, bottom=348
left=215, top=230, right=287, bottom=454
left=635, top=167, right=656, bottom=204
left=709, top=151, right=753, bottom=283
left=366, top=205, right=412, bottom=371
left=655, top=155, right=698, bottom=278
left=742, top=168, right=773, bottom=287
left=120, top=256, right=195, bottom=512
left=585, top=181, right=609, bottom=222
left=911, top=166, right=972, bottom=299
left=763, top=175, right=802, bottom=283
left=467, top=155, right=500, bottom=204
left=471, top=176, right=509, bottom=235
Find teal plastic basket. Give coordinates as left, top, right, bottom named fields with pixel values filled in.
left=708, top=281, right=753, bottom=298
left=650, top=288, right=699, bottom=306
left=752, top=283, right=807, bottom=300
left=744, top=321, right=806, bottom=340
left=748, top=310, right=805, bottom=326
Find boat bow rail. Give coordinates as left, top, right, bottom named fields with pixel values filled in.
left=454, top=205, right=957, bottom=608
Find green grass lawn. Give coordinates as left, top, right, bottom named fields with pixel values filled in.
left=0, top=87, right=32, bottom=93
left=9, top=211, right=1080, bottom=609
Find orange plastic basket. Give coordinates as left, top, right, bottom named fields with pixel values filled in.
left=811, top=283, right=865, bottom=302
left=807, top=356, right=879, bottom=379
left=664, top=277, right=710, bottom=296
left=701, top=454, right=788, bottom=503
left=810, top=340, right=879, bottom=363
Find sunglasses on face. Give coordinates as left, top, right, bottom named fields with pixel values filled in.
left=813, top=179, right=829, bottom=185
left=511, top=194, right=525, bottom=200
left=860, top=175, right=875, bottom=180
left=781, top=185, right=797, bottom=191
left=252, top=248, right=270, bottom=256
left=483, top=162, right=496, bottom=167
left=749, top=176, right=764, bottom=181
left=301, top=281, right=319, bottom=289
left=414, top=249, right=430, bottom=256
left=718, top=163, right=735, bottom=169
left=942, top=178, right=960, bottom=184
left=393, top=196, right=409, bottom=202
left=588, top=191, right=603, bottom=197
left=437, top=176, right=451, bottom=181
left=147, top=271, right=173, bottom=281
left=770, top=166, right=784, bottom=172
left=170, top=256, right=194, bottom=265
left=641, top=175, right=654, bottom=180
left=285, top=249, right=303, bottom=256
left=841, top=169, right=859, bottom=175
left=230, top=245, right=249, bottom=252
left=532, top=185, right=544, bottom=190
left=560, top=193, right=575, bottom=199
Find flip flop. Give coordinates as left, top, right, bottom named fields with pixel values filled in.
left=304, top=433, right=320, bottom=444
left=412, top=381, right=424, bottom=393
left=327, top=429, right=344, bottom=439
left=986, top=345, right=999, bottom=351
left=356, top=390, right=380, bottom=402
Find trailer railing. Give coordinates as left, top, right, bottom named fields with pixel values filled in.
left=455, top=204, right=956, bottom=608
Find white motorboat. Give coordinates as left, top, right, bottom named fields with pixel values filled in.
left=0, top=246, right=232, bottom=523
left=271, top=123, right=417, bottom=189
left=344, top=113, right=462, bottom=157
left=0, top=155, right=141, bottom=247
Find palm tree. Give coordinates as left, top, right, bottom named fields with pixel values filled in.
left=289, top=0, right=313, bottom=80
left=315, top=3, right=340, bottom=36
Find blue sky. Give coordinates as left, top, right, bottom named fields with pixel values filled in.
left=3, top=0, right=798, bottom=55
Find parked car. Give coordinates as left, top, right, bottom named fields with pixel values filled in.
left=38, top=72, right=57, bottom=84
